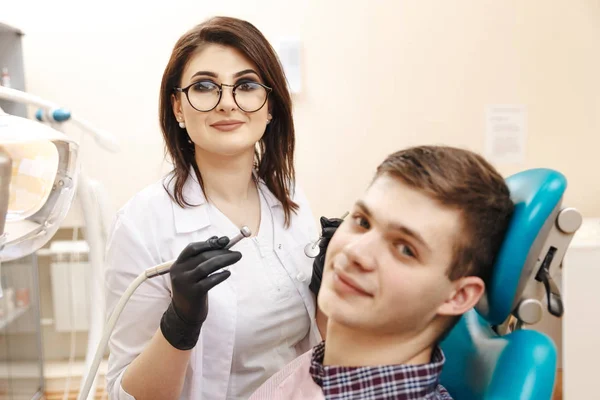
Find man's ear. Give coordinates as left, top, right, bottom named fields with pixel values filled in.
left=437, top=276, right=485, bottom=316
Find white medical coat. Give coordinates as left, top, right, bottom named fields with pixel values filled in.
left=104, top=173, right=321, bottom=399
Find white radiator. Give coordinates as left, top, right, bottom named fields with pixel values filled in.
left=49, top=240, right=91, bottom=332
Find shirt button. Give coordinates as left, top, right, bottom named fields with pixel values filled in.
left=296, top=272, right=307, bottom=282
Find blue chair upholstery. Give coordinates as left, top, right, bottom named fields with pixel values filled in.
left=440, top=310, right=557, bottom=400
left=440, top=168, right=576, bottom=400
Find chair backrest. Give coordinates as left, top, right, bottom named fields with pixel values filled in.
left=440, top=168, right=572, bottom=400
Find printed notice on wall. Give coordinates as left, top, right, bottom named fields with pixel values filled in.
left=485, top=105, right=527, bottom=164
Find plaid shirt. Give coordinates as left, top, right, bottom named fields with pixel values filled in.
left=309, top=342, right=453, bottom=400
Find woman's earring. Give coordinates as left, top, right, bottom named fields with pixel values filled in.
left=179, top=121, right=186, bottom=129
left=266, top=114, right=272, bottom=124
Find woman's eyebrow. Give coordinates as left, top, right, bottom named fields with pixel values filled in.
left=191, top=70, right=218, bottom=79
left=233, top=69, right=259, bottom=78
left=191, top=69, right=259, bottom=80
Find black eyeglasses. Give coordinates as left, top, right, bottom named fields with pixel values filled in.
left=174, top=80, right=272, bottom=113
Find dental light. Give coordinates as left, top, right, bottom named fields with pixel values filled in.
left=0, top=83, right=121, bottom=259
left=0, top=111, right=79, bottom=260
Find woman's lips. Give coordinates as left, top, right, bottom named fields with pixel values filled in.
left=210, top=121, right=244, bottom=132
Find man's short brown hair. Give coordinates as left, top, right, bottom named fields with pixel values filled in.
left=375, top=145, right=514, bottom=286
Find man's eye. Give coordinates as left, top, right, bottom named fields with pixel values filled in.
left=353, top=216, right=370, bottom=230
left=397, top=243, right=416, bottom=258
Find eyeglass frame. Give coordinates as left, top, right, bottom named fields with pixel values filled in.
left=173, top=81, right=273, bottom=113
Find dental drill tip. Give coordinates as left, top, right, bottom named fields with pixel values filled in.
left=224, top=227, right=252, bottom=250
left=240, top=226, right=252, bottom=238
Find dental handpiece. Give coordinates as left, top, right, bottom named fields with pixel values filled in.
left=145, top=226, right=252, bottom=278
left=225, top=226, right=252, bottom=250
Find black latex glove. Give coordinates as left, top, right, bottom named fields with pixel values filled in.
left=160, top=236, right=242, bottom=350
left=309, top=217, right=344, bottom=296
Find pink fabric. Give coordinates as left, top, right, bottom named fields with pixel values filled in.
left=249, top=349, right=324, bottom=400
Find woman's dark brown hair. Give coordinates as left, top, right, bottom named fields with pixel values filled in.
left=159, top=16, right=298, bottom=226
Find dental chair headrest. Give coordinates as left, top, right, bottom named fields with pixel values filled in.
left=476, top=168, right=567, bottom=326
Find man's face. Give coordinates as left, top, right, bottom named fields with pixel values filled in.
left=319, top=174, right=482, bottom=337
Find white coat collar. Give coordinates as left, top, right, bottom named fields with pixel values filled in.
left=170, top=169, right=282, bottom=234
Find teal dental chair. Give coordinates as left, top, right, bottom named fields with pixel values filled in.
left=440, top=168, right=582, bottom=400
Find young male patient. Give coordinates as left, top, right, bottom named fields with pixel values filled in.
left=250, top=145, right=514, bottom=400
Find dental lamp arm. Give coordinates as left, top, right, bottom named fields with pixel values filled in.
left=0, top=86, right=119, bottom=153
left=71, top=116, right=119, bottom=153
left=69, top=117, right=120, bottom=153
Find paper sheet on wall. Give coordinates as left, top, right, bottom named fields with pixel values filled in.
left=485, top=105, right=527, bottom=164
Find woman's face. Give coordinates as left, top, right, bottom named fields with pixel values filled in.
left=172, top=44, right=271, bottom=158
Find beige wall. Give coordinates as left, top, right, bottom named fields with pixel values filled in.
left=2, top=0, right=598, bottom=224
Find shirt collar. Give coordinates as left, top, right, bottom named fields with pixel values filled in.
left=309, top=341, right=448, bottom=400
left=169, top=168, right=281, bottom=233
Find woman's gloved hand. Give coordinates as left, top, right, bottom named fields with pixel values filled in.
left=160, top=236, right=242, bottom=350
left=309, top=216, right=344, bottom=296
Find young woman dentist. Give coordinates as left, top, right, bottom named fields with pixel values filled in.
left=105, top=16, right=323, bottom=400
